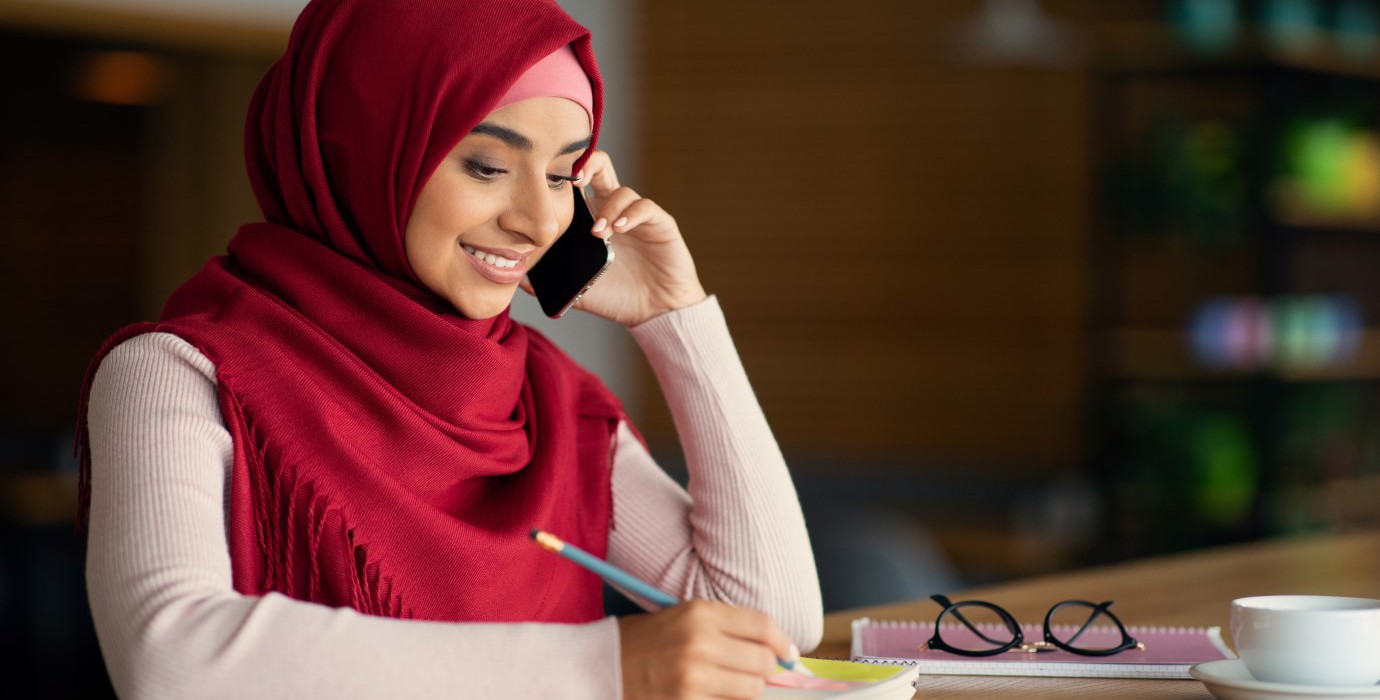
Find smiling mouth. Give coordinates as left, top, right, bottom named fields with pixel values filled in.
left=461, top=244, right=521, bottom=268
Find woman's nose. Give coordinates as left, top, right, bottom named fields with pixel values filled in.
left=498, top=179, right=562, bottom=246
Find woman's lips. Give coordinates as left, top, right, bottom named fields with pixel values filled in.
left=460, top=243, right=531, bottom=285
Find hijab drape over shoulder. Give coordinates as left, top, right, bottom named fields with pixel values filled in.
left=76, top=0, right=624, bottom=623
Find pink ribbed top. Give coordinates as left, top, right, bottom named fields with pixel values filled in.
left=83, top=296, right=822, bottom=699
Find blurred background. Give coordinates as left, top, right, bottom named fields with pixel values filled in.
left=3, top=0, right=1380, bottom=696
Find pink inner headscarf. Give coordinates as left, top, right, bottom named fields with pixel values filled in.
left=492, top=44, right=594, bottom=127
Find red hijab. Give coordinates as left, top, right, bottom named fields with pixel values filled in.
left=75, top=0, right=626, bottom=623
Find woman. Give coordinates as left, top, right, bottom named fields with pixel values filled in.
left=77, top=0, right=822, bottom=697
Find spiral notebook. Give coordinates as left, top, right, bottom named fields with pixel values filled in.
left=851, top=617, right=1235, bottom=679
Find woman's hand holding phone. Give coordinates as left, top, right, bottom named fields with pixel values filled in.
left=522, top=149, right=707, bottom=326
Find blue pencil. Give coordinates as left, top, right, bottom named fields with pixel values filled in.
left=531, top=529, right=678, bottom=607
left=528, top=529, right=809, bottom=674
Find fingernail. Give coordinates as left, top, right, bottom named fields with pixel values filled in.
left=576, top=169, right=585, bottom=182
left=613, top=216, right=629, bottom=229
left=592, top=218, right=607, bottom=233
left=788, top=644, right=801, bottom=662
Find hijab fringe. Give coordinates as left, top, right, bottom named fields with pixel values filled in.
left=232, top=390, right=407, bottom=617
left=74, top=326, right=408, bottom=617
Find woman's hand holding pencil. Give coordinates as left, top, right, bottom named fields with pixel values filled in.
left=530, top=530, right=805, bottom=700
left=616, top=599, right=802, bottom=700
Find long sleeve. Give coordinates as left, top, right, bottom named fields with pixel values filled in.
left=85, top=333, right=621, bottom=700
left=607, top=296, right=824, bottom=650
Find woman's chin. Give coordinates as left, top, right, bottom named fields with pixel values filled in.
left=448, top=290, right=515, bottom=320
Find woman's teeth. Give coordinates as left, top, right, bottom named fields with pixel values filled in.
left=461, top=245, right=519, bottom=269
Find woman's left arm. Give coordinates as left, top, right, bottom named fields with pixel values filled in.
left=606, top=297, right=824, bottom=652
left=527, top=150, right=822, bottom=650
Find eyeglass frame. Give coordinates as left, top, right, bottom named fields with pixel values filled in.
left=921, top=594, right=1145, bottom=657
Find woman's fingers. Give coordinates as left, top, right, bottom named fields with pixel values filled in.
left=592, top=185, right=640, bottom=220
left=579, top=151, right=676, bottom=243
left=705, top=635, right=779, bottom=677
left=578, top=149, right=620, bottom=213
left=591, top=187, right=678, bottom=242
left=618, top=600, right=798, bottom=700
left=712, top=605, right=798, bottom=669
left=600, top=196, right=668, bottom=239
left=679, top=600, right=796, bottom=671
left=582, top=149, right=621, bottom=194
left=663, top=660, right=767, bottom=700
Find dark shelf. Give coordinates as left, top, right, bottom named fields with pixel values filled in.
left=1105, top=328, right=1380, bottom=384
left=1274, top=214, right=1380, bottom=236
left=1085, top=18, right=1380, bottom=563
left=1094, top=28, right=1380, bottom=83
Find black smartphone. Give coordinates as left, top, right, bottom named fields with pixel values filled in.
left=528, top=186, right=614, bottom=318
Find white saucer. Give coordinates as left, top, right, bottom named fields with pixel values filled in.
left=1190, top=660, right=1380, bottom=700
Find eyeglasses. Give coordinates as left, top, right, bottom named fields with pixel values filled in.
left=920, top=594, right=1145, bottom=657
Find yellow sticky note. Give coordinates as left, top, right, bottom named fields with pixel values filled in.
left=799, top=658, right=905, bottom=682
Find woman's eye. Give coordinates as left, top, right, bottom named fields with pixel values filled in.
left=548, top=174, right=575, bottom=190
left=464, top=159, right=504, bottom=181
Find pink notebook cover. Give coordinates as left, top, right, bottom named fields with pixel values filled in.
left=851, top=618, right=1236, bottom=679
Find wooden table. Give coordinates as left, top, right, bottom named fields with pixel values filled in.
left=813, top=530, right=1380, bottom=698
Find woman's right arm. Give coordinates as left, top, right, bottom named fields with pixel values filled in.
left=86, top=333, right=621, bottom=700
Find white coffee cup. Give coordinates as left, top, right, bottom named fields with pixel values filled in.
left=1230, top=595, right=1380, bottom=687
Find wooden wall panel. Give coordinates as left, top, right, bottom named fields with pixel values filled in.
left=0, top=25, right=271, bottom=432
left=139, top=52, right=272, bottom=318
left=0, top=31, right=143, bottom=430
left=638, top=1, right=1094, bottom=468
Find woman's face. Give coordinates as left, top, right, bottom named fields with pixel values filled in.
left=405, top=96, right=591, bottom=319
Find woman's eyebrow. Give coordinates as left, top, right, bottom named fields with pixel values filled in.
left=559, top=135, right=593, bottom=155
left=470, top=122, right=592, bottom=156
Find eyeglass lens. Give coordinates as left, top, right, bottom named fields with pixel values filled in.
left=1046, top=601, right=1128, bottom=653
left=935, top=602, right=1018, bottom=654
